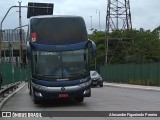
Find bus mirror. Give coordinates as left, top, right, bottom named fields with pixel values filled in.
left=88, top=40, right=96, bottom=57
left=27, top=42, right=31, bottom=59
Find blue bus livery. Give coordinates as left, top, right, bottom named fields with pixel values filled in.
left=27, top=15, right=96, bottom=104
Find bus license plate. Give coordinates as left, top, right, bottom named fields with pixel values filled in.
left=59, top=94, right=69, bottom=98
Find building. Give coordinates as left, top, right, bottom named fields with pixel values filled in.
left=1, top=29, right=27, bottom=64
left=3, top=29, right=26, bottom=42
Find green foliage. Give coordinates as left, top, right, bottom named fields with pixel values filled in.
left=89, top=27, right=160, bottom=65
left=89, top=30, right=106, bottom=66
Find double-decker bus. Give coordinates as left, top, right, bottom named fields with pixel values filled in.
left=27, top=15, right=96, bottom=104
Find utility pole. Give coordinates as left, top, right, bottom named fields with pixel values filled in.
left=0, top=30, right=2, bottom=60
left=105, top=0, right=132, bottom=65
left=0, top=30, right=4, bottom=60
left=90, top=16, right=93, bottom=31
left=0, top=3, right=53, bottom=62
left=18, top=1, right=23, bottom=66
left=96, top=9, right=101, bottom=31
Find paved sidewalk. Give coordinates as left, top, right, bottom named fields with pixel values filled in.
left=0, top=82, right=26, bottom=110
left=104, top=82, right=160, bottom=91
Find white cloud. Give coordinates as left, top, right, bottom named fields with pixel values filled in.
left=131, top=0, right=160, bottom=30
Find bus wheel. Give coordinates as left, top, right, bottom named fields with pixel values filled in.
left=33, top=94, right=40, bottom=104
left=29, top=86, right=31, bottom=95
left=31, top=89, right=40, bottom=104
left=76, top=97, right=84, bottom=102
left=28, top=82, right=31, bottom=95
left=29, top=89, right=31, bottom=95
left=34, top=99, right=40, bottom=104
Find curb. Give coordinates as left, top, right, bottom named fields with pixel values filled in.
left=104, top=82, right=160, bottom=91
left=0, top=82, right=27, bottom=110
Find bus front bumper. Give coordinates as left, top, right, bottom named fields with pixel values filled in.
left=32, top=81, right=91, bottom=100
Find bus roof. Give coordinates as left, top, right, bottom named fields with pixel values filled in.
left=30, top=15, right=83, bottom=20
left=29, top=15, right=88, bottom=45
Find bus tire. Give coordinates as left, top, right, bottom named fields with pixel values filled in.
left=31, top=88, right=40, bottom=104
left=29, top=83, right=31, bottom=95
left=76, top=97, right=84, bottom=102
left=34, top=99, right=40, bottom=104
left=29, top=89, right=31, bottom=95
left=32, top=94, right=40, bottom=104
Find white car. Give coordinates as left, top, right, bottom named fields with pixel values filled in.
left=90, top=70, right=103, bottom=87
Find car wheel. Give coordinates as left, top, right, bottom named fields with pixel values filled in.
left=100, top=83, right=103, bottom=87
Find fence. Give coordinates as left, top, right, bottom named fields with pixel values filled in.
left=2, top=62, right=160, bottom=87
left=0, top=62, right=30, bottom=86
left=100, top=63, right=160, bottom=86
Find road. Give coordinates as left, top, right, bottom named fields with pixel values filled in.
left=1, top=83, right=160, bottom=120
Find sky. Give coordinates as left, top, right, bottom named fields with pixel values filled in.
left=0, top=0, right=160, bottom=32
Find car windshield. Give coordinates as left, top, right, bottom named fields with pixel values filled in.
left=32, top=49, right=89, bottom=80
left=90, top=71, right=98, bottom=76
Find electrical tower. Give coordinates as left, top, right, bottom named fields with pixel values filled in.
left=105, top=0, right=132, bottom=65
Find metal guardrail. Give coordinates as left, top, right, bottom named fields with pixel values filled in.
left=0, top=82, right=20, bottom=97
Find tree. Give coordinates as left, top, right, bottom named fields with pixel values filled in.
left=89, top=30, right=106, bottom=66
left=89, top=27, right=160, bottom=65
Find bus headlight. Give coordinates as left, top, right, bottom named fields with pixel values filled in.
left=32, top=83, right=43, bottom=90
left=34, top=92, right=43, bottom=97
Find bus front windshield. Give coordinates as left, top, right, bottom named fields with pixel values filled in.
left=32, top=49, right=89, bottom=80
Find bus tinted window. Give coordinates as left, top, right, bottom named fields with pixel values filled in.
left=30, top=16, right=88, bottom=44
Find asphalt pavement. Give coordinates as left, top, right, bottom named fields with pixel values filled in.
left=0, top=82, right=160, bottom=120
